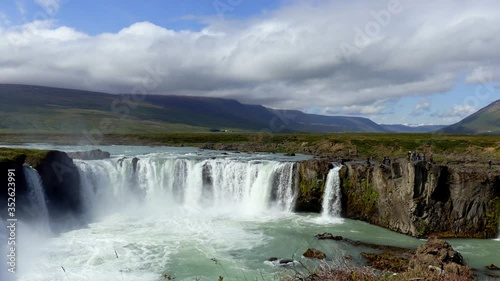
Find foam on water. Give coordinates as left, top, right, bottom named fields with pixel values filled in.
left=18, top=205, right=274, bottom=281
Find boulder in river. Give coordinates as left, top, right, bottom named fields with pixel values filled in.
left=315, top=232, right=343, bottom=240
left=265, top=257, right=294, bottom=266
left=408, top=237, right=473, bottom=277
left=279, top=258, right=294, bottom=265
left=303, top=248, right=326, bottom=260
left=486, top=264, right=500, bottom=270
left=67, top=149, right=110, bottom=160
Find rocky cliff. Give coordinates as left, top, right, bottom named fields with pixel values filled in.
left=0, top=148, right=82, bottom=224
left=295, top=159, right=334, bottom=212
left=297, top=158, right=500, bottom=238
left=34, top=151, right=82, bottom=219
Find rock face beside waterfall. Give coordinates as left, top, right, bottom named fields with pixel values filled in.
left=0, top=148, right=82, bottom=221
left=297, top=158, right=500, bottom=238
left=295, top=159, right=332, bottom=212
left=35, top=151, right=82, bottom=218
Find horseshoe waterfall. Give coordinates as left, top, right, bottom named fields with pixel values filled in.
left=2, top=147, right=496, bottom=281
left=76, top=156, right=297, bottom=217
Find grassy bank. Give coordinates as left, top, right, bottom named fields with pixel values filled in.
left=0, top=147, right=52, bottom=167
left=1, top=132, right=499, bottom=162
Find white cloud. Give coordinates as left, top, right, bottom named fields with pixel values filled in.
left=332, top=103, right=387, bottom=116
left=0, top=0, right=500, bottom=118
left=449, top=104, right=478, bottom=118
left=34, top=0, right=61, bottom=15
left=411, top=99, right=431, bottom=116
left=431, top=104, right=478, bottom=123
left=465, top=66, right=500, bottom=84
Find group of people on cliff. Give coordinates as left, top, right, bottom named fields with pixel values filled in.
left=407, top=151, right=432, bottom=163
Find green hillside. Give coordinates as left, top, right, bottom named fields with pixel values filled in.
left=0, top=84, right=387, bottom=134
left=441, top=100, right=500, bottom=135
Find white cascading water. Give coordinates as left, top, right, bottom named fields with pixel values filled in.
left=75, top=156, right=297, bottom=216
left=23, top=165, right=50, bottom=228
left=321, top=165, right=342, bottom=217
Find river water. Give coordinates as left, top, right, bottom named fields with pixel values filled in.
left=1, top=145, right=498, bottom=281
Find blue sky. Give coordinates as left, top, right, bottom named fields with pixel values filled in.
left=1, top=0, right=284, bottom=33
left=0, top=0, right=499, bottom=125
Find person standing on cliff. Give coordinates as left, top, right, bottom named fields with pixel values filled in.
left=489, top=160, right=492, bottom=170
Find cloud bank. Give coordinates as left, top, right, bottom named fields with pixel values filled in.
left=1, top=0, right=499, bottom=117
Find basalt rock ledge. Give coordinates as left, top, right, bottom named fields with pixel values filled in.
left=297, top=157, right=500, bottom=238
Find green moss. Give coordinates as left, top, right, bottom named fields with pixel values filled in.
left=347, top=178, right=379, bottom=219
left=342, top=178, right=353, bottom=189
left=0, top=147, right=51, bottom=168
left=415, top=219, right=431, bottom=238
left=361, top=181, right=379, bottom=206
left=297, top=169, right=323, bottom=202
left=485, top=197, right=500, bottom=237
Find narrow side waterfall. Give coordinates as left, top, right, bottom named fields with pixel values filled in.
left=23, top=166, right=50, bottom=227
left=321, top=165, right=342, bottom=217
left=76, top=156, right=297, bottom=216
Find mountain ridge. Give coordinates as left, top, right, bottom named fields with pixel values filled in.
left=0, top=84, right=387, bottom=134
left=440, top=100, right=500, bottom=135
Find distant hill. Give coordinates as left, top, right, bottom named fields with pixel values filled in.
left=381, top=124, right=445, bottom=133
left=0, top=84, right=387, bottom=134
left=440, top=100, right=500, bottom=135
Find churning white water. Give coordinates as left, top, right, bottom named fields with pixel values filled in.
left=321, top=165, right=342, bottom=217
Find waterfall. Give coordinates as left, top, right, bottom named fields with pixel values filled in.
left=75, top=156, right=297, bottom=216
left=321, top=165, right=342, bottom=217
left=23, top=166, right=50, bottom=228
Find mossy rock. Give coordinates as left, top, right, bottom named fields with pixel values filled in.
left=0, top=148, right=51, bottom=168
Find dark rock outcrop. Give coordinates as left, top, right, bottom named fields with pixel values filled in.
left=303, top=248, right=326, bottom=260
left=487, top=264, right=500, bottom=270
left=279, top=258, right=294, bottom=265
left=409, top=237, right=473, bottom=277
left=132, top=157, right=139, bottom=172
left=35, top=151, right=82, bottom=219
left=266, top=257, right=294, bottom=266
left=67, top=149, right=110, bottom=160
left=315, top=233, right=343, bottom=240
